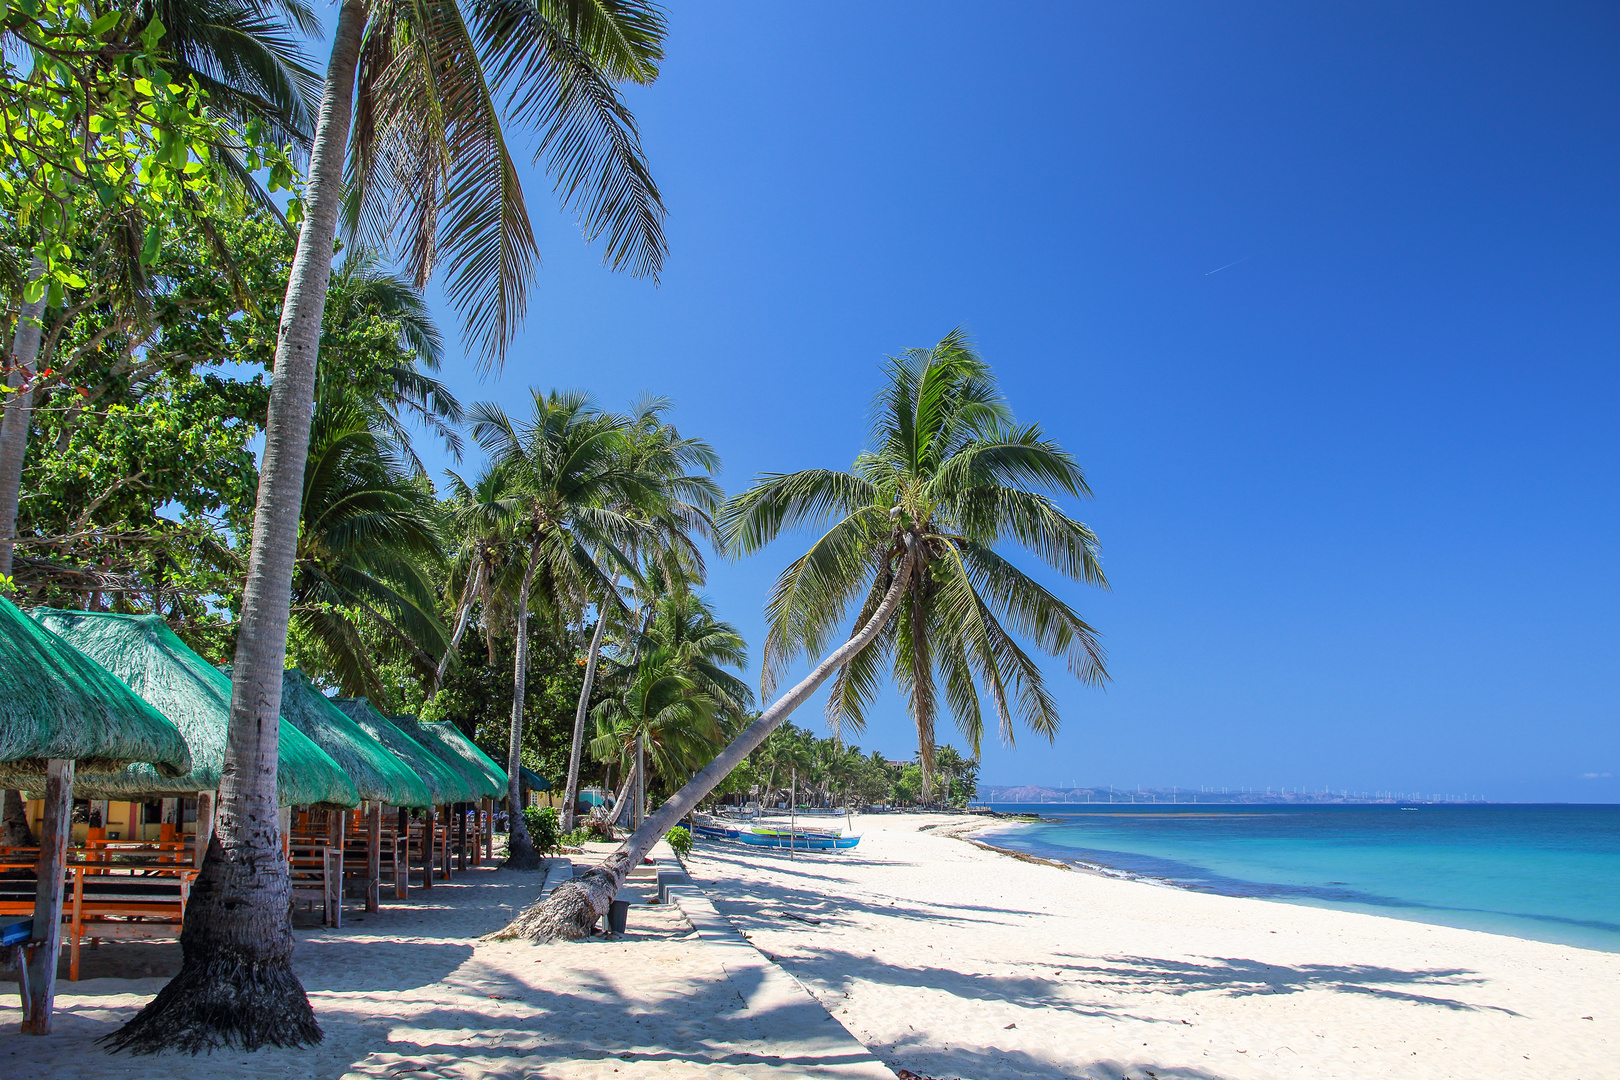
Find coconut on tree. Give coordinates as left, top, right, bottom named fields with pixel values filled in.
left=107, top=0, right=669, bottom=1054
left=505, top=330, right=1109, bottom=941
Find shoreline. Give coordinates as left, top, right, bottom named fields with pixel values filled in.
left=684, top=812, right=1619, bottom=1079
left=936, top=812, right=1620, bottom=955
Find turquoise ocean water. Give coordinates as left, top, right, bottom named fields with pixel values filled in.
left=978, top=803, right=1620, bottom=952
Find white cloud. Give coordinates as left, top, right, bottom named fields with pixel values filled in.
left=1579, top=772, right=1613, bottom=779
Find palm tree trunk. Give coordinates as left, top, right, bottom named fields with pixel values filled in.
left=0, top=257, right=48, bottom=582
left=502, top=546, right=916, bottom=941
left=434, top=559, right=484, bottom=690
left=604, top=766, right=635, bottom=828
left=561, top=611, right=608, bottom=832
left=503, top=540, right=545, bottom=870
left=104, top=1, right=368, bottom=1053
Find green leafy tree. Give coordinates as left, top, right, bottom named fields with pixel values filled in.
left=0, top=0, right=301, bottom=583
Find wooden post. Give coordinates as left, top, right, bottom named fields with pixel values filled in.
left=326, top=809, right=345, bottom=927
left=421, top=806, right=434, bottom=890
left=396, top=807, right=409, bottom=899
left=193, top=790, right=216, bottom=868
left=456, top=802, right=468, bottom=871
left=438, top=806, right=450, bottom=881
left=366, top=802, right=381, bottom=912
left=160, top=797, right=178, bottom=845
left=22, top=758, right=74, bottom=1034
left=482, top=797, right=493, bottom=861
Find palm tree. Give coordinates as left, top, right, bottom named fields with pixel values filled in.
left=590, top=646, right=725, bottom=825
left=469, top=391, right=660, bottom=868
left=434, top=462, right=521, bottom=689
left=290, top=398, right=448, bottom=696
left=561, top=399, right=720, bottom=831
left=727, top=329, right=1109, bottom=797
left=110, top=0, right=669, bottom=1053
left=313, top=249, right=464, bottom=473
left=503, top=331, right=1108, bottom=942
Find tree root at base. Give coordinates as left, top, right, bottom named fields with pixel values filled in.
left=100, top=949, right=321, bottom=1055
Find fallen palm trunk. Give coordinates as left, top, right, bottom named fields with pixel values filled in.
left=499, top=543, right=915, bottom=942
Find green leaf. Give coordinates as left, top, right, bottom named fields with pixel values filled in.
left=88, top=10, right=119, bottom=35
left=140, top=223, right=162, bottom=265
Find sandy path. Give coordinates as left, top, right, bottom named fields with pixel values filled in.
left=0, top=857, right=887, bottom=1080
left=683, top=813, right=1619, bottom=1080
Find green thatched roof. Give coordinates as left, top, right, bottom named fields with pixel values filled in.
left=332, top=698, right=474, bottom=807
left=386, top=713, right=497, bottom=802
left=0, top=597, right=189, bottom=778
left=519, top=766, right=550, bottom=792
left=398, top=716, right=508, bottom=799
left=269, top=670, right=429, bottom=809
left=20, top=610, right=357, bottom=807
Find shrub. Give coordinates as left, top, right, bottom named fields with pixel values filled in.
left=665, top=825, right=692, bottom=858
left=523, top=805, right=561, bottom=854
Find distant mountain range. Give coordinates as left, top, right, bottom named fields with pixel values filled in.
left=981, top=785, right=1486, bottom=805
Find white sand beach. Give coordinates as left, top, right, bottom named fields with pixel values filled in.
left=1, top=816, right=1615, bottom=1080
left=682, top=813, right=1619, bottom=1080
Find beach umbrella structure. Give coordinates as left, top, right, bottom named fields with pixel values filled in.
left=383, top=713, right=509, bottom=868
left=0, top=596, right=190, bottom=1034
left=332, top=697, right=475, bottom=889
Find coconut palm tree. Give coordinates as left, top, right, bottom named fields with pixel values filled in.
left=109, top=1, right=669, bottom=1052
left=434, top=462, right=521, bottom=689
left=289, top=398, right=447, bottom=696
left=469, top=390, right=661, bottom=868
left=725, top=329, right=1109, bottom=797
left=502, top=331, right=1108, bottom=942
left=561, top=399, right=720, bottom=830
left=590, top=646, right=725, bottom=825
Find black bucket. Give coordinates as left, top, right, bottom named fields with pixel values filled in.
left=607, top=899, right=630, bottom=935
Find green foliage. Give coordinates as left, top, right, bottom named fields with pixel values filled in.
left=665, top=824, right=691, bottom=857
left=0, top=0, right=295, bottom=303
left=522, top=804, right=559, bottom=854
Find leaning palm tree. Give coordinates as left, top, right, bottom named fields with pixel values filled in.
left=502, top=331, right=1108, bottom=942
left=469, top=390, right=662, bottom=868
left=731, top=329, right=1109, bottom=797
left=109, top=0, right=669, bottom=1055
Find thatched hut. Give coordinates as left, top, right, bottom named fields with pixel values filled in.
left=383, top=712, right=509, bottom=868
left=0, top=596, right=190, bottom=1035
left=331, top=697, right=475, bottom=887
left=25, top=611, right=359, bottom=812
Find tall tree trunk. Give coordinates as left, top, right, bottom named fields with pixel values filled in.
left=104, top=1, right=369, bottom=1053
left=1, top=788, right=35, bottom=847
left=503, top=546, right=916, bottom=941
left=503, top=541, right=545, bottom=870
left=433, top=559, right=483, bottom=690
left=0, top=257, right=48, bottom=582
left=604, top=765, right=635, bottom=828
left=561, top=612, right=609, bottom=831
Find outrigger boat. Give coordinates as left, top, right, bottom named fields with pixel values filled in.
left=692, top=815, right=861, bottom=851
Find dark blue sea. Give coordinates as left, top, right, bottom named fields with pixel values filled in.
left=978, top=803, right=1620, bottom=952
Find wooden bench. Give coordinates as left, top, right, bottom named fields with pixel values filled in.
left=0, top=850, right=196, bottom=980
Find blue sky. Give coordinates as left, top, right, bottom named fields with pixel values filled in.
left=340, top=2, right=1616, bottom=801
